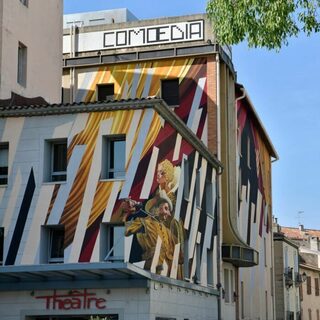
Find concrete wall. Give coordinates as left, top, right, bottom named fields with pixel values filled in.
left=0, top=282, right=218, bottom=320
left=0, top=0, right=62, bottom=103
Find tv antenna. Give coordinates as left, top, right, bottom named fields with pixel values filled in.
left=297, top=211, right=304, bottom=226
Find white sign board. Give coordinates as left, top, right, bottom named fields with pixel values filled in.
left=63, top=20, right=204, bottom=54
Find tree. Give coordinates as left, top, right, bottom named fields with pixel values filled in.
left=206, top=0, right=320, bottom=50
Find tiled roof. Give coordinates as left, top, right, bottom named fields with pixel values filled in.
left=281, top=226, right=320, bottom=240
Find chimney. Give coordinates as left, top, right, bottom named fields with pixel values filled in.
left=299, top=224, right=304, bottom=231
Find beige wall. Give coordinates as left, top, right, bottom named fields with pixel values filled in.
left=0, top=0, right=62, bottom=103
left=300, top=265, right=320, bottom=320
left=274, top=239, right=300, bottom=320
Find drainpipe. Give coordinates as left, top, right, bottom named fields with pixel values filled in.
left=216, top=52, right=222, bottom=320
left=69, top=24, right=76, bottom=103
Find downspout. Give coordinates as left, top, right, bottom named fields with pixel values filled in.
left=216, top=52, right=222, bottom=320
left=69, top=24, right=76, bottom=103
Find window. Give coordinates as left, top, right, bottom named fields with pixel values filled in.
left=44, top=139, right=67, bottom=182
left=195, top=170, right=201, bottom=207
left=161, top=79, right=179, bottom=106
left=241, top=281, right=244, bottom=319
left=309, top=308, right=313, bottom=320
left=224, top=268, right=230, bottom=303
left=264, top=237, right=267, bottom=267
left=0, top=143, right=9, bottom=185
left=101, top=224, right=125, bottom=262
left=102, top=135, right=125, bottom=180
left=307, top=276, right=312, bottom=295
left=17, top=42, right=27, bottom=86
left=46, top=226, right=64, bottom=263
left=97, top=83, right=114, bottom=101
left=19, top=0, right=28, bottom=6
left=315, top=278, right=319, bottom=296
left=0, top=227, right=4, bottom=265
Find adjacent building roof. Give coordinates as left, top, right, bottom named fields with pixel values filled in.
left=281, top=226, right=320, bottom=240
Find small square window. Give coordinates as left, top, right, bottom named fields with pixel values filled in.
left=17, top=42, right=27, bottom=87
left=44, top=139, right=67, bottom=183
left=19, top=0, right=28, bottom=6
left=97, top=83, right=115, bottom=101
left=101, top=224, right=125, bottom=262
left=102, top=135, right=125, bottom=180
left=161, top=79, right=179, bottom=106
left=48, top=226, right=64, bottom=264
left=0, top=143, right=9, bottom=185
left=0, top=227, right=4, bottom=265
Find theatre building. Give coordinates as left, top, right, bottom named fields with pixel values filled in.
left=0, top=8, right=278, bottom=320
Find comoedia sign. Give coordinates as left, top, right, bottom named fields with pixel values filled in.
left=103, top=20, right=204, bottom=49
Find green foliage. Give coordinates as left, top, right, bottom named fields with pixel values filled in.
left=206, top=0, right=320, bottom=49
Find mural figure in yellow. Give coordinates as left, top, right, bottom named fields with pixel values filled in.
left=125, top=195, right=183, bottom=276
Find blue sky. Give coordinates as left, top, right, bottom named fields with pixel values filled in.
left=64, top=0, right=320, bottom=229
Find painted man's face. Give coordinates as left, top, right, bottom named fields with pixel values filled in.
left=158, top=202, right=171, bottom=221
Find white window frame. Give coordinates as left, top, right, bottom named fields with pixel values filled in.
left=100, top=223, right=125, bottom=262
left=44, top=139, right=67, bottom=183
left=17, top=42, right=27, bottom=87
left=102, top=135, right=126, bottom=180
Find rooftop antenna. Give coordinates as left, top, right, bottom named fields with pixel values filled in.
left=297, top=211, right=304, bottom=226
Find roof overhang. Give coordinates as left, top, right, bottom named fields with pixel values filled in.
left=0, top=262, right=219, bottom=295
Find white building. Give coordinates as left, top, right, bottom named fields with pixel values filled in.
left=0, top=0, right=62, bottom=104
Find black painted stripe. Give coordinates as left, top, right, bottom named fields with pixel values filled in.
left=5, top=168, right=36, bottom=265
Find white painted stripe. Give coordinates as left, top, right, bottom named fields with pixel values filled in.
left=126, top=110, right=143, bottom=166
left=199, top=158, right=208, bottom=203
left=188, top=207, right=201, bottom=258
left=21, top=185, right=55, bottom=264
left=68, top=119, right=113, bottom=263
left=150, top=235, right=162, bottom=274
left=190, top=108, right=203, bottom=135
left=47, top=145, right=86, bottom=225
left=186, top=77, right=206, bottom=129
left=90, top=229, right=100, bottom=262
left=69, top=113, right=89, bottom=143
left=200, top=216, right=214, bottom=285
left=184, top=151, right=199, bottom=230
left=238, top=185, right=247, bottom=234
left=174, top=154, right=187, bottom=221
left=170, top=243, right=181, bottom=279
left=120, top=109, right=154, bottom=199
left=76, top=71, right=96, bottom=102
left=102, top=181, right=122, bottom=223
left=130, top=66, right=141, bottom=99
left=250, top=203, right=257, bottom=248
left=124, top=234, right=133, bottom=263
left=121, top=81, right=129, bottom=100
left=256, top=190, right=262, bottom=230
left=201, top=116, right=208, bottom=145
left=142, top=68, right=155, bottom=97
left=140, top=146, right=159, bottom=199
left=172, top=134, right=182, bottom=162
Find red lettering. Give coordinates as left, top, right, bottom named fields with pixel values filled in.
left=35, top=289, right=107, bottom=311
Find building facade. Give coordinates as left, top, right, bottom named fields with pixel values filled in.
left=0, top=98, right=221, bottom=319
left=0, top=7, right=279, bottom=320
left=0, top=0, right=62, bottom=104
left=273, top=222, right=301, bottom=320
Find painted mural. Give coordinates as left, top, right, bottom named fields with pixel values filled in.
left=236, top=94, right=274, bottom=318
left=0, top=57, right=218, bottom=284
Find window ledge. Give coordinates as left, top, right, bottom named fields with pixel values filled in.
left=100, top=178, right=125, bottom=182
left=42, top=181, right=67, bottom=186
left=0, top=185, right=8, bottom=188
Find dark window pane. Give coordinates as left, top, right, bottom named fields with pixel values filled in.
left=161, top=79, right=179, bottom=106
left=0, top=228, right=4, bottom=265
left=107, top=137, right=125, bottom=179
left=98, top=83, right=114, bottom=101
left=53, top=142, right=67, bottom=172
left=50, top=228, right=64, bottom=261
